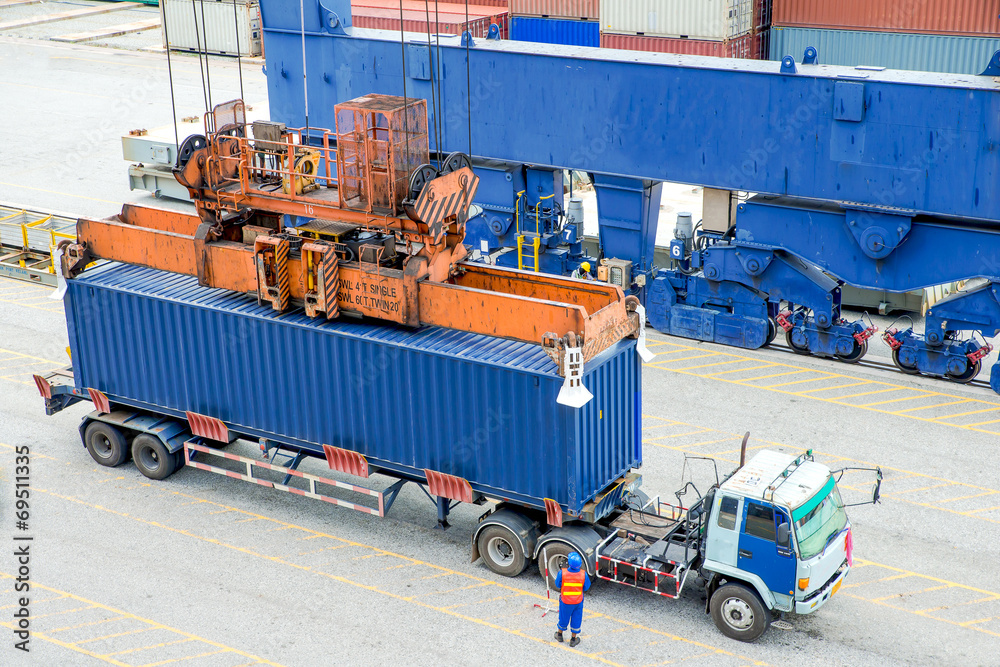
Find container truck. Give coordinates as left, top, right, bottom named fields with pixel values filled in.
left=36, top=261, right=880, bottom=641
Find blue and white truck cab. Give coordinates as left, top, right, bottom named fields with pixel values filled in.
left=584, top=448, right=880, bottom=641
left=700, top=449, right=868, bottom=640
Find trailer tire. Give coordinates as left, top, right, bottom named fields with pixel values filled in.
left=131, top=434, right=180, bottom=481
left=710, top=583, right=769, bottom=642
left=536, top=541, right=579, bottom=590
left=477, top=525, right=528, bottom=577
left=84, top=422, right=130, bottom=467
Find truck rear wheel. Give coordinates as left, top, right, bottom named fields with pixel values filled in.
left=84, top=422, right=130, bottom=467
left=132, top=434, right=180, bottom=481
left=477, top=525, right=527, bottom=577
left=710, top=583, right=770, bottom=642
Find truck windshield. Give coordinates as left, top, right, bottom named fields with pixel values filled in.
left=794, top=485, right=847, bottom=560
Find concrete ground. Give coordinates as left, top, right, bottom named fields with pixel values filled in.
left=2, top=36, right=1000, bottom=667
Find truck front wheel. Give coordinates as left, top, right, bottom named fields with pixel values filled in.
left=84, top=422, right=130, bottom=467
left=709, top=583, right=770, bottom=642
left=477, top=525, right=527, bottom=577
left=132, top=434, right=180, bottom=481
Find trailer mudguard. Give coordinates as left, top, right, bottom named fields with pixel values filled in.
left=471, top=507, right=541, bottom=564
left=535, top=526, right=603, bottom=576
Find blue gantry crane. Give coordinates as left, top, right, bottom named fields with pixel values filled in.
left=256, top=0, right=1000, bottom=390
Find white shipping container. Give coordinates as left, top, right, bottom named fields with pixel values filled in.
left=162, top=0, right=261, bottom=57
left=599, top=0, right=754, bottom=41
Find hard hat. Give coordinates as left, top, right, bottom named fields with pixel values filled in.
left=580, top=262, right=591, bottom=273
left=567, top=552, right=583, bottom=572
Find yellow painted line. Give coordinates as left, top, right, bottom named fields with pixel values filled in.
left=796, top=381, right=869, bottom=394
left=964, top=418, right=1000, bottom=427
left=740, top=369, right=811, bottom=382
left=861, top=393, right=936, bottom=407
left=937, top=490, right=1000, bottom=504
left=0, top=573, right=284, bottom=666
left=825, top=387, right=896, bottom=400
left=933, top=407, right=1000, bottom=420
left=918, top=595, right=1000, bottom=614
left=705, top=363, right=779, bottom=376
left=960, top=616, right=1000, bottom=627
left=138, top=648, right=228, bottom=667
left=75, top=626, right=158, bottom=646
left=881, top=482, right=955, bottom=496
left=650, top=353, right=722, bottom=365
left=672, top=359, right=746, bottom=372
left=105, top=636, right=195, bottom=657
left=49, top=614, right=128, bottom=634
left=763, top=375, right=839, bottom=388
left=870, top=584, right=950, bottom=603
left=0, top=347, right=62, bottom=364
left=33, top=489, right=760, bottom=666
left=967, top=505, right=1000, bottom=514
left=895, top=400, right=967, bottom=413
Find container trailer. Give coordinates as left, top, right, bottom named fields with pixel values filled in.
left=36, top=261, right=879, bottom=641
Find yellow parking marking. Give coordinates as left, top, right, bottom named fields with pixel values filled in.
left=937, top=490, right=1000, bottom=503
left=896, top=400, right=966, bottom=413
left=762, top=375, right=838, bottom=388
left=861, top=394, right=936, bottom=407
left=34, top=488, right=760, bottom=667
left=705, top=363, right=779, bottom=376
left=105, top=637, right=195, bottom=657
left=827, top=387, right=897, bottom=400
left=961, top=616, right=1000, bottom=627
left=741, top=369, right=810, bottom=382
left=139, top=648, right=229, bottom=666
left=964, top=418, right=1000, bottom=427
left=652, top=353, right=721, bottom=365
left=932, top=407, right=1000, bottom=420
left=75, top=627, right=158, bottom=645
left=0, top=573, right=283, bottom=666
left=49, top=614, right=128, bottom=633
left=672, top=359, right=745, bottom=372
left=968, top=505, right=1000, bottom=514
left=797, top=381, right=869, bottom=394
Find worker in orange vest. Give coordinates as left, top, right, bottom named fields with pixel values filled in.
left=554, top=552, right=591, bottom=647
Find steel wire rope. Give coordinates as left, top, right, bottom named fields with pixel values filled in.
left=422, top=0, right=442, bottom=168
left=161, top=0, right=181, bottom=151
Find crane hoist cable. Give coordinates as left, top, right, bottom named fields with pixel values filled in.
left=198, top=0, right=214, bottom=110
left=189, top=0, right=210, bottom=114
left=160, top=0, right=180, bottom=151
left=464, top=0, right=472, bottom=158
left=231, top=0, right=245, bottom=103
left=398, top=0, right=411, bottom=169
left=300, top=0, right=310, bottom=138
left=422, top=0, right=441, bottom=169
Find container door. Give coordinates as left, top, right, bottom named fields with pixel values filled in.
left=705, top=494, right=742, bottom=567
left=737, top=501, right=797, bottom=597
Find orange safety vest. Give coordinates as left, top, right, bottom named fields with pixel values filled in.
left=559, top=569, right=586, bottom=604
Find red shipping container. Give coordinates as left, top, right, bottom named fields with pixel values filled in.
left=601, top=31, right=761, bottom=59
left=351, top=4, right=508, bottom=38
left=508, top=0, right=599, bottom=20
left=772, top=0, right=1000, bottom=37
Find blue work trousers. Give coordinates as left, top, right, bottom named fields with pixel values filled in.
left=557, top=600, right=584, bottom=634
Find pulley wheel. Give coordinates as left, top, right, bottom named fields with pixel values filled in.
left=407, top=164, right=439, bottom=201
left=439, top=151, right=472, bottom=175
left=891, top=348, right=920, bottom=375
left=835, top=340, right=867, bottom=363
left=946, top=359, right=981, bottom=384
left=785, top=329, right=810, bottom=355
left=176, top=134, right=207, bottom=169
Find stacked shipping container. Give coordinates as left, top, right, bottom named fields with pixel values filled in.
left=769, top=0, right=1000, bottom=74
left=509, top=0, right=769, bottom=58
left=350, top=0, right=510, bottom=39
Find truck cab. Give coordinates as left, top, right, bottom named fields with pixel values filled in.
left=702, top=449, right=854, bottom=640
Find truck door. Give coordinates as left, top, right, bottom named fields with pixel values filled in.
left=705, top=494, right=742, bottom=567
left=736, top=501, right=797, bottom=597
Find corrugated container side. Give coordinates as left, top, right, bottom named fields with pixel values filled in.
left=601, top=31, right=759, bottom=58
left=599, top=0, right=754, bottom=41
left=509, top=0, right=598, bottom=20
left=65, top=264, right=640, bottom=513
left=769, top=26, right=1000, bottom=75
left=772, top=0, right=1000, bottom=37
left=162, top=0, right=261, bottom=57
left=352, top=7, right=508, bottom=39
left=510, top=16, right=599, bottom=46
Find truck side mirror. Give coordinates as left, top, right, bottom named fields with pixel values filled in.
left=777, top=522, right=790, bottom=546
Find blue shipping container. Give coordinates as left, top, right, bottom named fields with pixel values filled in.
left=64, top=263, right=641, bottom=514
left=511, top=16, right=600, bottom=47
left=769, top=26, right=1000, bottom=75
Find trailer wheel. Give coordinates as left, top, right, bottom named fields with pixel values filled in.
left=131, top=434, right=180, bottom=481
left=536, top=541, right=578, bottom=589
left=84, top=422, right=130, bottom=467
left=477, top=525, right=527, bottom=577
left=710, top=583, right=770, bottom=642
